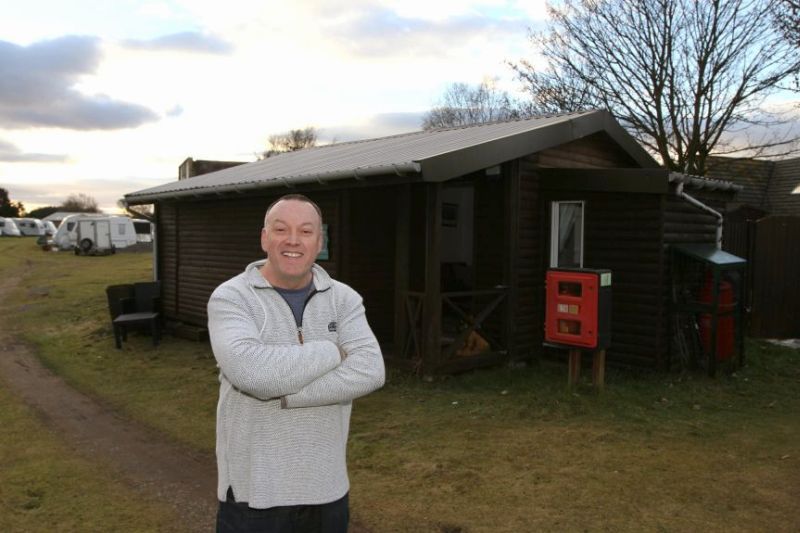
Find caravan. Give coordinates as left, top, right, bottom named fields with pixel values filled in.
left=53, top=214, right=139, bottom=253
left=42, top=220, right=57, bottom=236
left=0, top=217, right=22, bottom=237
left=11, top=218, right=47, bottom=236
left=132, top=219, right=153, bottom=243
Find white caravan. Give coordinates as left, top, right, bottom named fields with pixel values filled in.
left=53, top=214, right=138, bottom=252
left=11, top=218, right=47, bottom=236
left=42, top=220, right=58, bottom=236
left=0, top=217, right=22, bottom=237
left=132, top=219, right=153, bottom=243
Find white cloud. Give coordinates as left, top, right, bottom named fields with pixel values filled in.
left=122, top=31, right=234, bottom=54
left=0, top=36, right=160, bottom=130
left=137, top=2, right=179, bottom=19
left=0, top=138, right=67, bottom=163
left=715, top=98, right=800, bottom=158
left=1, top=177, right=167, bottom=213
left=1, top=0, right=553, bottom=211
left=321, top=112, right=423, bottom=142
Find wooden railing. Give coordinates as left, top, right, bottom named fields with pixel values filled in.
left=402, top=288, right=508, bottom=372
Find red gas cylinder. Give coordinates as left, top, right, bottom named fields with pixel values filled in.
left=698, top=276, right=735, bottom=361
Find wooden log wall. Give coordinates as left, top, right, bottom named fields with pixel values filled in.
left=173, top=198, right=263, bottom=326
left=156, top=191, right=341, bottom=328
left=157, top=203, right=178, bottom=319
left=343, top=187, right=398, bottom=341
left=519, top=135, right=660, bottom=367
left=539, top=190, right=667, bottom=367
left=589, top=193, right=665, bottom=367
left=514, top=157, right=546, bottom=358
left=536, top=132, right=641, bottom=169
left=662, top=191, right=726, bottom=245
left=473, top=174, right=506, bottom=287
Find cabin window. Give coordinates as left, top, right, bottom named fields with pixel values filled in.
left=67, top=222, right=76, bottom=231
left=550, top=201, right=584, bottom=268
left=117, top=224, right=126, bottom=235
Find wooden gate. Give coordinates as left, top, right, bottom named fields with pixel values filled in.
left=748, top=216, right=800, bottom=338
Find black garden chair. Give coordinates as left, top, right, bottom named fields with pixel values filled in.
left=105, top=281, right=162, bottom=348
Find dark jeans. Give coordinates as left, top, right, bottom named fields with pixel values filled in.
left=216, top=486, right=349, bottom=533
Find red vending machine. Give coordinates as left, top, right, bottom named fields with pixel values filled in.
left=545, top=268, right=612, bottom=350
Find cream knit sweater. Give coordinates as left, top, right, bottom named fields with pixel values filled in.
left=207, top=260, right=385, bottom=509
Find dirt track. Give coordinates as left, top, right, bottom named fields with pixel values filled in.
left=0, top=328, right=219, bottom=531
left=0, top=274, right=371, bottom=532
left=0, top=270, right=215, bottom=530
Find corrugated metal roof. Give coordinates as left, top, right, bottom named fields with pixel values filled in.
left=668, top=172, right=743, bottom=192
left=126, top=109, right=659, bottom=204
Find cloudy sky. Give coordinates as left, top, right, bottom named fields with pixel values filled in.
left=0, top=0, right=549, bottom=212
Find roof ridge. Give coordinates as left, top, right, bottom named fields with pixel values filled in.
left=300, top=128, right=431, bottom=152
left=294, top=109, right=598, bottom=154
left=425, top=109, right=596, bottom=134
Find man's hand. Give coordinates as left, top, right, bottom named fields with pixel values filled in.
left=338, top=344, right=348, bottom=362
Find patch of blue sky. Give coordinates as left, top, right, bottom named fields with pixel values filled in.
left=3, top=0, right=201, bottom=44
left=472, top=1, right=549, bottom=31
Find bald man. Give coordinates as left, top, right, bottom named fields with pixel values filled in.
left=208, top=193, right=385, bottom=532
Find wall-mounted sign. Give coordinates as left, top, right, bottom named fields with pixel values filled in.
left=442, top=203, right=458, bottom=227
left=317, top=223, right=330, bottom=261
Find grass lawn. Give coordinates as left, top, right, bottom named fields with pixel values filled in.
left=1, top=237, right=799, bottom=532
left=0, top=384, right=186, bottom=532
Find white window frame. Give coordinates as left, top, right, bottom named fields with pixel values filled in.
left=549, top=200, right=585, bottom=268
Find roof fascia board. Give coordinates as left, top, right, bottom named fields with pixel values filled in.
left=125, top=162, right=422, bottom=204
left=539, top=168, right=670, bottom=194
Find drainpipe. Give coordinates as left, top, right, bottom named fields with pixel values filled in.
left=675, top=181, right=723, bottom=249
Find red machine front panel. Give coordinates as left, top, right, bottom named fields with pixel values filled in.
left=545, top=270, right=600, bottom=348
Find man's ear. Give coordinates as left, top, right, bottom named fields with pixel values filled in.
left=260, top=227, right=269, bottom=254
left=316, top=227, right=325, bottom=255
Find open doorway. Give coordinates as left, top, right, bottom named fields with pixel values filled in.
left=441, top=184, right=475, bottom=291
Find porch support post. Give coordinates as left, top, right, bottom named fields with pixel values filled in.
left=504, top=161, right=521, bottom=361
left=394, top=184, right=411, bottom=360
left=339, top=190, right=351, bottom=283
left=422, top=182, right=442, bottom=376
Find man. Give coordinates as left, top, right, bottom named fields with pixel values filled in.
left=208, top=194, right=385, bottom=532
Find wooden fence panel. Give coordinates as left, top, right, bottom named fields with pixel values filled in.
left=749, top=216, right=800, bottom=338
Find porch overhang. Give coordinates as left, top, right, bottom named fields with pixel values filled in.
left=539, top=168, right=670, bottom=194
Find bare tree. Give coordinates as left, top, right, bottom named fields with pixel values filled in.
left=774, top=0, right=800, bottom=47
left=422, top=78, right=525, bottom=130
left=60, top=193, right=100, bottom=213
left=261, top=127, right=318, bottom=159
left=117, top=198, right=154, bottom=220
left=510, top=0, right=800, bottom=175
left=774, top=0, right=800, bottom=90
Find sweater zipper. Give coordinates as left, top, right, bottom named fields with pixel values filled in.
left=296, top=289, right=321, bottom=345
left=265, top=283, right=329, bottom=345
